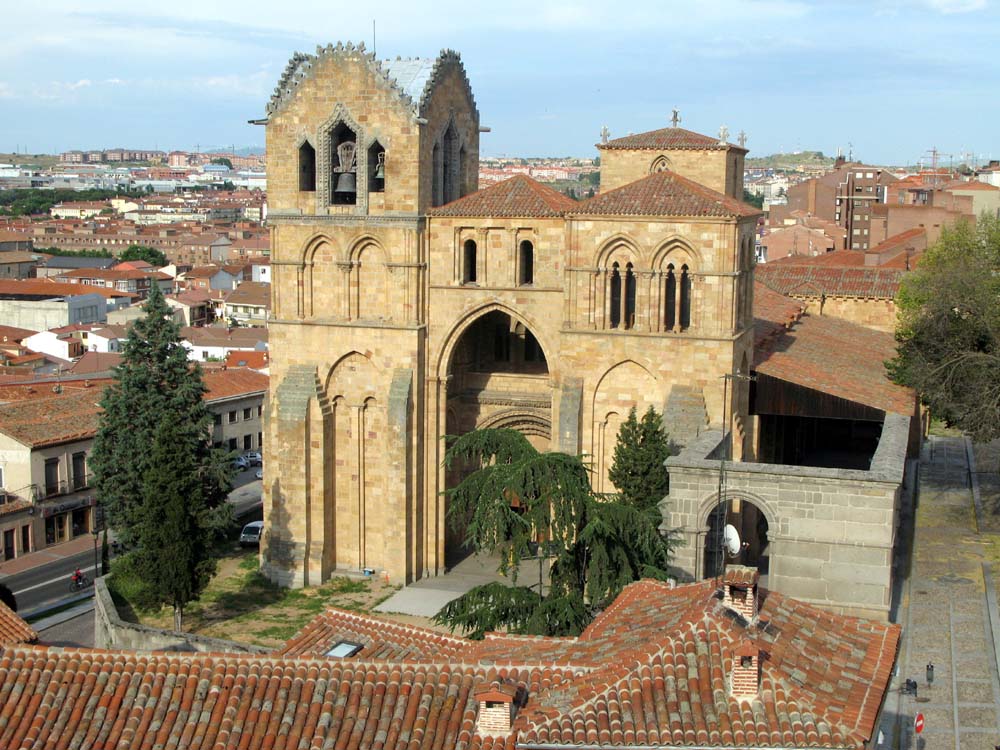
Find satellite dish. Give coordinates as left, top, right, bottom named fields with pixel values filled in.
left=724, top=524, right=742, bottom=557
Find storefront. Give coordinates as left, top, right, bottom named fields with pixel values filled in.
left=41, top=496, right=95, bottom=546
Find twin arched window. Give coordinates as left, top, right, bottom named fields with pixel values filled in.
left=664, top=263, right=691, bottom=331
left=608, top=261, right=637, bottom=329
left=604, top=257, right=692, bottom=332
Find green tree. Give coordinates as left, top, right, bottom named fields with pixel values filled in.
left=119, top=244, right=168, bottom=267
left=742, top=189, right=764, bottom=209
left=132, top=415, right=219, bottom=630
left=433, top=429, right=674, bottom=638
left=608, top=406, right=676, bottom=513
left=91, top=283, right=232, bottom=551
left=211, top=157, right=234, bottom=169
left=888, top=216, right=1000, bottom=441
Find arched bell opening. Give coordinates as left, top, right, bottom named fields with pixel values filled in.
left=703, top=495, right=770, bottom=583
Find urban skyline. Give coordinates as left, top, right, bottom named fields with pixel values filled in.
left=1, top=0, right=997, bottom=164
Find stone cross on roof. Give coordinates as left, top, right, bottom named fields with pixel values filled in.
left=600, top=125, right=610, bottom=144
left=671, top=108, right=681, bottom=128
left=738, top=130, right=747, bottom=148
left=718, top=125, right=729, bottom=145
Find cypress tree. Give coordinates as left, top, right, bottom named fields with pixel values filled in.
left=608, top=406, right=675, bottom=513
left=91, top=284, right=232, bottom=547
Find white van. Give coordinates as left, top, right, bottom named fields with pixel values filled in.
left=239, top=521, right=263, bottom=546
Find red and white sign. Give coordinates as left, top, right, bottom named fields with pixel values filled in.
left=914, top=713, right=925, bottom=734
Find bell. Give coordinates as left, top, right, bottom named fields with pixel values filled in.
left=334, top=172, right=356, bottom=195
left=374, top=152, right=385, bottom=179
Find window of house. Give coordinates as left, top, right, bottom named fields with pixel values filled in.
left=462, top=239, right=477, bottom=284
left=243, top=407, right=252, bottom=420
left=20, top=525, right=29, bottom=554
left=257, top=406, right=263, bottom=417
left=368, top=140, right=385, bottom=194
left=518, top=240, right=534, bottom=286
left=228, top=438, right=238, bottom=450
left=44, top=458, right=59, bottom=496
left=228, top=410, right=238, bottom=423
left=244, top=435, right=252, bottom=450
left=72, top=452, right=87, bottom=491
left=213, top=413, right=222, bottom=426
left=298, top=141, right=316, bottom=192
left=258, top=431, right=262, bottom=448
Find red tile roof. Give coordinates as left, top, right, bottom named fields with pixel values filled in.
left=572, top=170, right=762, bottom=219
left=428, top=175, right=578, bottom=218
left=755, top=265, right=903, bottom=299
left=868, top=228, right=925, bottom=255
left=598, top=126, right=746, bottom=152
left=0, top=279, right=136, bottom=301
left=0, top=601, right=36, bottom=645
left=754, top=311, right=916, bottom=415
left=753, top=282, right=805, bottom=351
left=223, top=350, right=269, bottom=370
left=0, top=325, right=37, bottom=344
left=766, top=249, right=867, bottom=268
left=225, top=281, right=271, bottom=308
left=202, top=367, right=269, bottom=401
left=0, top=390, right=103, bottom=447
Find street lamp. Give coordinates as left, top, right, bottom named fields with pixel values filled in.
left=92, top=528, right=99, bottom=579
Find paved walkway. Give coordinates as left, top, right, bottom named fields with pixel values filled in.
left=0, top=534, right=96, bottom=577
left=887, top=435, right=1000, bottom=750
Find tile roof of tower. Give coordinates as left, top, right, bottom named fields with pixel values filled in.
left=428, top=175, right=578, bottom=218
left=599, top=126, right=747, bottom=152
left=0, top=579, right=899, bottom=750
left=571, top=170, right=762, bottom=218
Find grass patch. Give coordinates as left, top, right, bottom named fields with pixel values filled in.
left=110, top=547, right=404, bottom=648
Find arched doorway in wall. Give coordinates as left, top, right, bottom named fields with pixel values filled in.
left=703, top=494, right=770, bottom=582
left=443, top=309, right=551, bottom=567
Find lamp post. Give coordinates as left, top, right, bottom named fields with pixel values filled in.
left=92, top=528, right=99, bottom=579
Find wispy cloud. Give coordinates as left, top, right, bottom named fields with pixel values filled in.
left=922, top=0, right=987, bottom=12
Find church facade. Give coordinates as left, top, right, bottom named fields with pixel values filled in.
left=261, top=43, right=759, bottom=587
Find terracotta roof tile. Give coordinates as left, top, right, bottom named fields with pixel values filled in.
left=598, top=126, right=746, bottom=153
left=571, top=170, right=762, bottom=219
left=754, top=311, right=916, bottom=415
left=756, top=265, right=903, bottom=299
left=225, top=281, right=271, bottom=308
left=0, top=390, right=103, bottom=447
left=0, top=279, right=136, bottom=301
left=0, top=601, right=36, bottom=645
left=869, top=228, right=925, bottom=254
left=202, top=367, right=269, bottom=401
left=766, top=249, right=867, bottom=268
left=428, top=175, right=578, bottom=218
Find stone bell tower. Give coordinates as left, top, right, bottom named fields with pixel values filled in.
left=260, top=42, right=479, bottom=587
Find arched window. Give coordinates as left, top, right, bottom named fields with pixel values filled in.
left=368, top=140, right=385, bottom=194
left=650, top=155, right=670, bottom=173
left=609, top=262, right=622, bottom=329
left=432, top=141, right=443, bottom=206
left=298, top=140, right=316, bottom=192
left=463, top=239, right=477, bottom=284
left=664, top=263, right=677, bottom=330
left=624, top=262, right=636, bottom=330
left=518, top=240, right=534, bottom=286
left=679, top=264, right=692, bottom=330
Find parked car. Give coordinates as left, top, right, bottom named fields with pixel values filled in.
left=243, top=451, right=262, bottom=466
left=239, top=521, right=263, bottom=547
left=233, top=455, right=250, bottom=471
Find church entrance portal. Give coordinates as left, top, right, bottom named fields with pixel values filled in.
left=444, top=310, right=551, bottom=567
left=703, top=496, right=770, bottom=580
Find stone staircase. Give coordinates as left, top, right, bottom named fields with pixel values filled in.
left=663, top=384, right=709, bottom=448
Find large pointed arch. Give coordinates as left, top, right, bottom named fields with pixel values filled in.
left=594, top=233, right=643, bottom=269
left=651, top=235, right=702, bottom=270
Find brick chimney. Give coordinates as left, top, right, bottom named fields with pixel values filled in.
left=473, top=680, right=519, bottom=735
left=722, top=566, right=760, bottom=621
left=730, top=640, right=763, bottom=699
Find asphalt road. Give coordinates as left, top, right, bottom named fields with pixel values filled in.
left=2, top=475, right=262, bottom=616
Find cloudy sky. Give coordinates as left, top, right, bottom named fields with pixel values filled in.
left=0, top=0, right=995, bottom=164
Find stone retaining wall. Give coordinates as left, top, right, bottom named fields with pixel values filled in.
left=93, top=576, right=269, bottom=654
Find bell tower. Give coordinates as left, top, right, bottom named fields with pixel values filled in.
left=261, top=43, right=479, bottom=587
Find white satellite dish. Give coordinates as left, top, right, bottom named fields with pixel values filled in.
left=723, top=524, right=742, bottom=557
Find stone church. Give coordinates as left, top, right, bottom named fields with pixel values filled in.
left=260, top=42, right=763, bottom=588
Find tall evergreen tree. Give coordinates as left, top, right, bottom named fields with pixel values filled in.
left=434, top=428, right=674, bottom=638
left=608, top=406, right=676, bottom=513
left=133, top=417, right=218, bottom=631
left=91, top=284, right=232, bottom=587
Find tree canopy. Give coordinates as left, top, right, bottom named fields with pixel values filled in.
left=210, top=157, right=234, bottom=169
left=433, top=428, right=674, bottom=638
left=888, top=216, right=1000, bottom=441
left=119, top=244, right=168, bottom=267
left=608, top=406, right=676, bottom=513
left=91, top=283, right=233, bottom=628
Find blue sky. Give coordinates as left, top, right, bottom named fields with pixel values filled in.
left=0, top=0, right=995, bottom=164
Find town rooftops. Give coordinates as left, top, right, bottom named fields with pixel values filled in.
left=0, top=389, right=103, bottom=448
left=755, top=264, right=904, bottom=300
left=0, top=325, right=37, bottom=343
left=0, top=251, right=39, bottom=265
left=571, top=169, right=762, bottom=219
left=181, top=326, right=268, bottom=348
left=767, top=249, right=867, bottom=268
left=202, top=367, right=269, bottom=401
left=223, top=350, right=269, bottom=370
left=428, top=175, right=577, bottom=218
left=225, top=281, right=271, bottom=307
left=598, top=125, right=747, bottom=153
left=0, top=601, right=35, bottom=646
left=0, top=577, right=898, bottom=750
left=0, top=278, right=136, bottom=301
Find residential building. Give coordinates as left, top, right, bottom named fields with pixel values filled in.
left=178, top=264, right=241, bottom=292
left=165, top=290, right=212, bottom=326
left=0, top=279, right=135, bottom=331
left=35, top=256, right=117, bottom=279
left=181, top=326, right=267, bottom=362
left=53, top=268, right=173, bottom=299
left=223, top=281, right=270, bottom=326
left=203, top=367, right=269, bottom=454
left=0, top=252, right=39, bottom=279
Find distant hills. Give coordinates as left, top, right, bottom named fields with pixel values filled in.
left=746, top=151, right=836, bottom=169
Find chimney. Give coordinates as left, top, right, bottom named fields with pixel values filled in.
left=722, top=566, right=760, bottom=621
left=473, top=680, right=519, bottom=735
left=730, top=640, right=764, bottom=699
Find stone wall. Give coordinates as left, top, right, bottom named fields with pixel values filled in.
left=93, top=577, right=268, bottom=654
left=664, top=414, right=912, bottom=621
left=599, top=148, right=744, bottom=198
left=792, top=293, right=898, bottom=333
